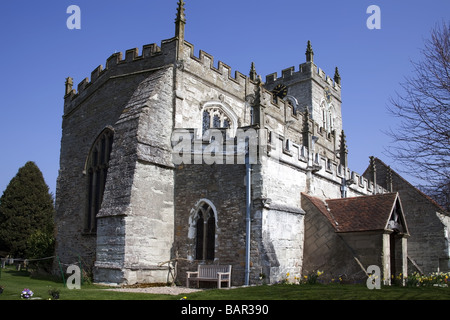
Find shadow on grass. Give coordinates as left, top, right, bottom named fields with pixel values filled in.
left=1, top=266, right=450, bottom=300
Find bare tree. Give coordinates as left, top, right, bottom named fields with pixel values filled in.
left=386, top=20, right=449, bottom=210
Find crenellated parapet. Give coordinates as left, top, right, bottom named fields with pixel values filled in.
left=63, top=37, right=255, bottom=117
left=265, top=62, right=341, bottom=95
left=263, top=41, right=343, bottom=126
left=267, top=132, right=387, bottom=196
left=63, top=40, right=177, bottom=116
left=179, top=40, right=248, bottom=89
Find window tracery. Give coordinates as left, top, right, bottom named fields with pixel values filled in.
left=194, top=202, right=216, bottom=261
left=321, top=101, right=335, bottom=133
left=202, top=106, right=231, bottom=134
left=85, top=128, right=114, bottom=233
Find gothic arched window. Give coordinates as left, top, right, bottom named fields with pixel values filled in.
left=321, top=101, right=334, bottom=133
left=195, top=202, right=216, bottom=261
left=85, top=128, right=114, bottom=233
left=202, top=107, right=231, bottom=135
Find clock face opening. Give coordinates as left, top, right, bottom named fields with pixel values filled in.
left=272, top=84, right=288, bottom=99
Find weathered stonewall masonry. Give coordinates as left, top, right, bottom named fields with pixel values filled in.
left=55, top=1, right=450, bottom=286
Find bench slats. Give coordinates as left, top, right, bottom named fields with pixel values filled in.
left=186, top=265, right=232, bottom=289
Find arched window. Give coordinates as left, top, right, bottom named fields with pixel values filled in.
left=202, top=107, right=231, bottom=134
left=85, top=128, right=114, bottom=233
left=194, top=202, right=216, bottom=261
left=321, top=101, right=334, bottom=133
left=321, top=103, right=327, bottom=130
left=200, top=102, right=238, bottom=137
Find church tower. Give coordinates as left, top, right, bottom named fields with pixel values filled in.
left=264, top=41, right=343, bottom=164
left=55, top=2, right=183, bottom=286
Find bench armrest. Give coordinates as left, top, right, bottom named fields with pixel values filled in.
left=217, top=272, right=230, bottom=279
left=186, top=271, right=198, bottom=278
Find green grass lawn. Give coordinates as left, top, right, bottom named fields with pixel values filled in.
left=0, top=266, right=449, bottom=301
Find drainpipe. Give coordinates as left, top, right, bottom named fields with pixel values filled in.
left=245, top=152, right=251, bottom=286
left=340, top=176, right=347, bottom=198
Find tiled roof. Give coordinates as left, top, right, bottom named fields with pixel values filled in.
left=302, top=193, right=402, bottom=233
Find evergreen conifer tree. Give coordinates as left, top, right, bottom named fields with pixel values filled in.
left=0, top=162, right=55, bottom=260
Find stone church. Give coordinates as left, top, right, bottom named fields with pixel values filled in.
left=54, top=1, right=449, bottom=286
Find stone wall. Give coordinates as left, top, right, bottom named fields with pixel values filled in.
left=55, top=66, right=163, bottom=272
left=259, top=207, right=304, bottom=283
left=94, top=66, right=175, bottom=284
left=56, top=41, right=177, bottom=283
left=174, top=162, right=247, bottom=286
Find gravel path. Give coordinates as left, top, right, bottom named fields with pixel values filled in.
left=106, top=286, right=202, bottom=295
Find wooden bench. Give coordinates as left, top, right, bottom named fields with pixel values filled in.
left=186, top=265, right=232, bottom=289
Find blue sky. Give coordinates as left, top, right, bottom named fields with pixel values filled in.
left=0, top=0, right=448, bottom=196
